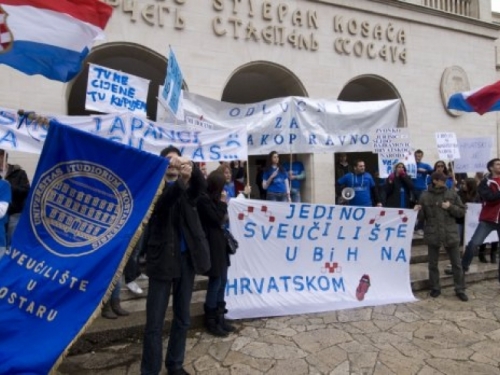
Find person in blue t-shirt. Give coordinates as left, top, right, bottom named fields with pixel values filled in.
left=337, top=160, right=381, bottom=207
left=282, top=157, right=305, bottom=203
left=0, top=178, right=11, bottom=259
left=262, top=151, right=291, bottom=202
left=412, top=149, right=433, bottom=235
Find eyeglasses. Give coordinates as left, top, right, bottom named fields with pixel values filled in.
left=436, top=164, right=445, bottom=168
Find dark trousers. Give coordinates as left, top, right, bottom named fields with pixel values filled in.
left=205, top=264, right=228, bottom=309
left=428, top=243, right=464, bottom=293
left=141, top=253, right=195, bottom=375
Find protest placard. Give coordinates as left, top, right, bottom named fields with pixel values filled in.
left=435, top=132, right=460, bottom=160
left=226, top=200, right=417, bottom=319
left=454, top=137, right=492, bottom=173
left=86, top=63, right=150, bottom=115
left=372, top=128, right=416, bottom=178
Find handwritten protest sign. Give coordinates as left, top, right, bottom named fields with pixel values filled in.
left=0, top=109, right=247, bottom=161
left=372, top=128, right=416, bottom=178
left=86, top=64, right=150, bottom=116
left=435, top=132, right=460, bottom=160
left=160, top=48, right=184, bottom=121
left=182, top=91, right=401, bottom=155
left=226, top=200, right=417, bottom=319
left=465, top=203, right=498, bottom=244
left=454, top=137, right=492, bottom=173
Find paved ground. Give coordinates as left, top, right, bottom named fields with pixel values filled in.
left=58, top=279, right=500, bottom=375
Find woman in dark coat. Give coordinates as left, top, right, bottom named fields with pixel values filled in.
left=385, top=162, right=414, bottom=208
left=197, top=170, right=235, bottom=337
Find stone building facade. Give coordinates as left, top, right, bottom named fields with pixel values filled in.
left=0, top=0, right=498, bottom=203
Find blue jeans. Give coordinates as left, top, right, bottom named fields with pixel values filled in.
left=267, top=192, right=287, bottom=202
left=290, top=188, right=301, bottom=203
left=205, top=264, right=228, bottom=309
left=141, top=253, right=195, bottom=375
left=7, top=213, right=20, bottom=249
left=462, top=221, right=500, bottom=270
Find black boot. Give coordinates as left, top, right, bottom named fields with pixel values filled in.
left=491, top=242, right=498, bottom=264
left=101, top=301, right=117, bottom=319
left=110, top=298, right=130, bottom=316
left=204, top=305, right=228, bottom=337
left=217, top=302, right=236, bottom=333
left=478, top=244, right=488, bottom=263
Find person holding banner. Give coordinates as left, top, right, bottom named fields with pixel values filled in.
left=197, top=171, right=236, bottom=337
left=414, top=172, right=468, bottom=301
left=262, top=151, right=291, bottom=202
left=336, top=160, right=381, bottom=207
left=0, top=177, right=11, bottom=259
left=462, top=158, right=500, bottom=273
left=385, top=162, right=414, bottom=209
left=0, top=150, right=30, bottom=248
left=283, top=156, right=306, bottom=203
left=141, top=146, right=210, bottom=375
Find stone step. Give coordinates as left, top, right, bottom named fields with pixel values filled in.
left=70, top=250, right=499, bottom=355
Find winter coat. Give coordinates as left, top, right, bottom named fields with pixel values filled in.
left=477, top=176, right=500, bottom=223
left=197, top=193, right=229, bottom=278
left=5, top=164, right=30, bottom=215
left=385, top=173, right=414, bottom=208
left=146, top=166, right=210, bottom=281
left=418, top=185, right=465, bottom=247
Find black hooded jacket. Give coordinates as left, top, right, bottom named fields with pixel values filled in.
left=5, top=164, right=30, bottom=215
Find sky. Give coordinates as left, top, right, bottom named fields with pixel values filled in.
left=494, top=0, right=500, bottom=13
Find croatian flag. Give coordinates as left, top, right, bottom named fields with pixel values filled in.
left=0, top=0, right=112, bottom=82
left=447, top=80, right=500, bottom=115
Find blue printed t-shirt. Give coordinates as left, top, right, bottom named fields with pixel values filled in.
left=262, top=167, right=288, bottom=194
left=337, top=172, right=375, bottom=207
left=282, top=161, right=304, bottom=190
left=0, top=180, right=12, bottom=248
left=412, top=162, right=432, bottom=191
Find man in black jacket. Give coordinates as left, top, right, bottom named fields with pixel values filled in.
left=141, top=146, right=210, bottom=375
left=0, top=150, right=30, bottom=247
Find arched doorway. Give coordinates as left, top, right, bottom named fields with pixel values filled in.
left=221, top=62, right=312, bottom=201
left=336, top=75, right=406, bottom=200
left=66, top=42, right=179, bottom=121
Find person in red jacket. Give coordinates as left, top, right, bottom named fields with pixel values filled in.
left=462, top=158, right=500, bottom=272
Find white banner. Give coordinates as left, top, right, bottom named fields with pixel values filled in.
left=226, top=199, right=417, bottom=319
left=86, top=63, right=150, bottom=116
left=0, top=109, right=247, bottom=162
left=435, top=132, right=460, bottom=161
left=183, top=92, right=401, bottom=155
left=465, top=203, right=499, bottom=244
left=454, top=137, right=492, bottom=173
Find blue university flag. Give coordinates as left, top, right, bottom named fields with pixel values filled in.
left=0, top=121, right=168, bottom=374
left=160, top=47, right=184, bottom=121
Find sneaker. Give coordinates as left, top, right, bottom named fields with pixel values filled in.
left=456, top=292, right=468, bottom=302
left=137, top=273, right=149, bottom=281
left=126, top=281, right=143, bottom=295
left=429, top=289, right=441, bottom=298
left=415, top=229, right=424, bottom=237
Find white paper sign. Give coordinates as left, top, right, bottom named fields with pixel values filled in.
left=372, top=128, right=416, bottom=178
left=454, top=137, right=492, bottom=173
left=226, top=200, right=417, bottom=319
left=464, top=203, right=499, bottom=244
left=182, top=92, right=401, bottom=155
left=86, top=63, right=150, bottom=116
left=435, top=132, right=460, bottom=160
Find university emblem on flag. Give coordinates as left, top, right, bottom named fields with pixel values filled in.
left=0, top=6, right=13, bottom=53
left=31, top=161, right=133, bottom=257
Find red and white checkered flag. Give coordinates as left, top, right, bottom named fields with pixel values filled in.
left=0, top=6, right=13, bottom=53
